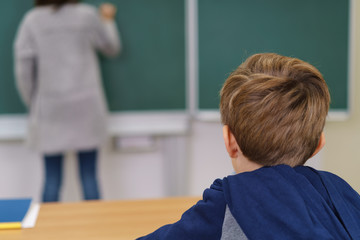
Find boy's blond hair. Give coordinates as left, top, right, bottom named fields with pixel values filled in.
left=220, top=53, right=330, bottom=166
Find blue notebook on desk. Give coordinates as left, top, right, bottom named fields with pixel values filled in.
left=0, top=198, right=39, bottom=229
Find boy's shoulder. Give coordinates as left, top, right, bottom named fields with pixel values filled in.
left=298, top=166, right=359, bottom=195
left=222, top=165, right=360, bottom=239
left=315, top=168, right=360, bottom=199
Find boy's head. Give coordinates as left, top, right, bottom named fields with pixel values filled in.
left=220, top=53, right=330, bottom=167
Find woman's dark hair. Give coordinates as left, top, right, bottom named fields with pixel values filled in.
left=35, top=0, right=79, bottom=7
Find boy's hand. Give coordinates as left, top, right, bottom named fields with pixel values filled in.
left=100, top=3, right=117, bottom=21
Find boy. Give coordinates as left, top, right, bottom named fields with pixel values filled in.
left=137, top=53, right=360, bottom=239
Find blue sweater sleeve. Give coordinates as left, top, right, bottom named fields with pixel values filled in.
left=136, top=179, right=226, bottom=240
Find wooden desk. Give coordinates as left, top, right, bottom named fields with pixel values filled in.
left=0, top=197, right=200, bottom=240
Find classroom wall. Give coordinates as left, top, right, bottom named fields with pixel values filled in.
left=0, top=122, right=234, bottom=202
left=0, top=138, right=171, bottom=202
left=323, top=0, right=360, bottom=192
left=0, top=119, right=323, bottom=202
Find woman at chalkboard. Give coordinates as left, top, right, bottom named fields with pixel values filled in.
left=14, top=0, right=121, bottom=202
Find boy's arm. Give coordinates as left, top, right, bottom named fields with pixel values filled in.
left=137, top=179, right=226, bottom=240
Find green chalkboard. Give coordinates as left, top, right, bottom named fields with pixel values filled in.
left=0, top=1, right=33, bottom=114
left=198, top=0, right=350, bottom=111
left=0, top=0, right=185, bottom=114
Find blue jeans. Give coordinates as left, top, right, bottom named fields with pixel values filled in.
left=42, top=149, right=100, bottom=202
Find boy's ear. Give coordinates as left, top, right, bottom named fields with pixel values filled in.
left=310, top=132, right=326, bottom=158
left=223, top=125, right=239, bottom=158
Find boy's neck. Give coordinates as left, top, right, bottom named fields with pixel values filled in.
left=232, top=156, right=263, bottom=174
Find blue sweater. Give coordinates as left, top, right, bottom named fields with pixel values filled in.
left=137, top=165, right=360, bottom=239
